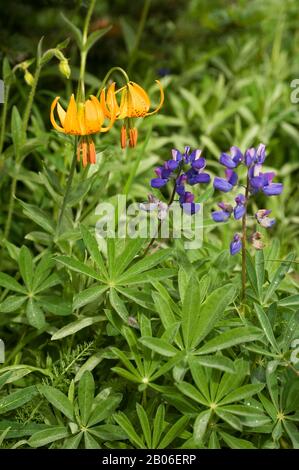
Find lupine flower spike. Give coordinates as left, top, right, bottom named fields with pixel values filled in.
left=101, top=80, right=164, bottom=148
left=150, top=146, right=210, bottom=215
left=212, top=143, right=283, bottom=255
left=50, top=94, right=113, bottom=167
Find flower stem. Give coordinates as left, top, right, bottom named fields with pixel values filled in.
left=22, top=64, right=41, bottom=134
left=56, top=137, right=78, bottom=236
left=241, top=173, right=250, bottom=302
left=128, top=0, right=152, bottom=74
left=96, top=67, right=130, bottom=98
left=143, top=176, right=179, bottom=256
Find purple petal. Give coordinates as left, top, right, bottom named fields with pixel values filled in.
left=214, top=177, right=233, bottom=192
left=172, top=149, right=182, bottom=161
left=263, top=183, right=283, bottom=196
left=166, top=160, right=179, bottom=171
left=192, top=157, right=206, bottom=170
left=220, top=153, right=236, bottom=169
left=256, top=143, right=266, bottom=164
left=226, top=169, right=238, bottom=186
left=212, top=210, right=231, bottom=222
left=245, top=148, right=256, bottom=167
left=234, top=204, right=246, bottom=220
left=230, top=234, right=242, bottom=256
left=182, top=202, right=201, bottom=215
left=250, top=176, right=264, bottom=189
left=151, top=178, right=168, bottom=188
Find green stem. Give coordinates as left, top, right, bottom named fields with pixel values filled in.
left=128, top=0, right=152, bottom=74
left=77, top=0, right=96, bottom=101
left=56, top=137, right=78, bottom=236
left=4, top=174, right=17, bottom=239
left=22, top=64, right=41, bottom=134
left=96, top=66, right=130, bottom=98
left=0, top=84, right=10, bottom=156
left=143, top=174, right=179, bottom=256
left=241, top=173, right=250, bottom=303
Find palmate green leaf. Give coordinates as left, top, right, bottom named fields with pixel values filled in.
left=73, top=285, right=107, bottom=310
left=0, top=295, right=27, bottom=313
left=84, top=431, right=101, bottom=449
left=28, top=426, right=69, bottom=448
left=115, top=412, right=145, bottom=448
left=0, top=386, right=38, bottom=414
left=0, top=420, right=48, bottom=439
left=39, top=295, right=72, bottom=316
left=26, top=298, right=46, bottom=329
left=254, top=304, right=280, bottom=353
left=193, top=410, right=211, bottom=445
left=219, top=431, right=256, bottom=449
left=181, top=273, right=201, bottom=349
left=78, top=371, right=95, bottom=426
left=38, top=385, right=74, bottom=421
left=283, top=420, right=299, bottom=449
left=111, top=367, right=141, bottom=384
left=158, top=415, right=189, bottom=449
left=0, top=273, right=27, bottom=294
left=87, top=393, right=122, bottom=428
left=63, top=432, right=83, bottom=449
left=109, top=288, right=129, bottom=321
left=117, top=248, right=172, bottom=282
left=136, top=404, right=152, bottom=448
left=191, top=284, right=236, bottom=348
left=215, top=359, right=248, bottom=403
left=215, top=408, right=242, bottom=431
left=118, top=269, right=176, bottom=285
left=18, top=246, right=34, bottom=291
left=18, top=200, right=55, bottom=234
left=32, top=254, right=55, bottom=292
left=152, top=292, right=177, bottom=330
left=263, top=252, right=295, bottom=303
left=278, top=294, right=299, bottom=308
left=152, top=405, right=165, bottom=449
left=196, top=326, right=263, bottom=355
left=51, top=315, right=104, bottom=340
left=114, top=238, right=145, bottom=277
left=89, top=424, right=127, bottom=441
left=190, top=355, right=235, bottom=373
left=218, top=384, right=265, bottom=406
left=138, top=337, right=178, bottom=357
left=55, top=255, right=105, bottom=282
left=81, top=225, right=108, bottom=279
left=115, top=286, right=153, bottom=310
left=176, top=382, right=209, bottom=406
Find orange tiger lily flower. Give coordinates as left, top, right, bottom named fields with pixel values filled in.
left=50, top=94, right=112, bottom=167
left=101, top=80, right=164, bottom=148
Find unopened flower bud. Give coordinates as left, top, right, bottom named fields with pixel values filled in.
left=24, top=69, right=34, bottom=86
left=129, top=128, right=138, bottom=148
left=59, top=59, right=71, bottom=79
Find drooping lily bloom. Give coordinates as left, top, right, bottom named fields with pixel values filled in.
left=50, top=94, right=112, bottom=167
left=101, top=80, right=164, bottom=148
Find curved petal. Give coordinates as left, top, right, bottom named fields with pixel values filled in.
left=50, top=96, right=65, bottom=133
left=145, top=80, right=165, bottom=116
left=126, top=82, right=151, bottom=118
left=85, top=96, right=104, bottom=134
left=64, top=94, right=81, bottom=134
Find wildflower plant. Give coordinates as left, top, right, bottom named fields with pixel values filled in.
left=212, top=143, right=283, bottom=299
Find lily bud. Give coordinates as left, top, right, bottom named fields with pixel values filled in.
left=59, top=59, right=71, bottom=79
left=24, top=69, right=34, bottom=86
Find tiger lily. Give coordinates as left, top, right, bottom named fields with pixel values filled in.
left=101, top=80, right=164, bottom=148
left=50, top=94, right=112, bottom=167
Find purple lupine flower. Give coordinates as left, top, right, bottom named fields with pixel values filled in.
left=230, top=233, right=242, bottom=255
left=212, top=202, right=233, bottom=222
left=234, top=194, right=246, bottom=220
left=214, top=169, right=238, bottom=192
left=250, top=169, right=283, bottom=196
left=179, top=191, right=200, bottom=214
left=255, top=209, right=275, bottom=228
left=220, top=146, right=243, bottom=169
